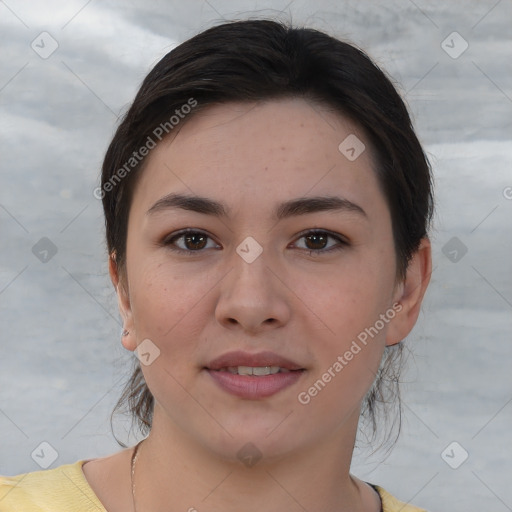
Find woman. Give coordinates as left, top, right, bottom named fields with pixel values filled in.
left=0, top=19, right=432, bottom=511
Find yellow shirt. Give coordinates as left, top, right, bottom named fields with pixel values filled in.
left=0, top=461, right=427, bottom=512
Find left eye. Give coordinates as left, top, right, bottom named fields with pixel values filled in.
left=293, top=230, right=347, bottom=254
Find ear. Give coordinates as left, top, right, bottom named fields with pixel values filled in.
left=385, top=238, right=432, bottom=346
left=109, top=252, right=137, bottom=351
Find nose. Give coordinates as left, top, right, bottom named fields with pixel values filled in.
left=215, top=248, right=291, bottom=335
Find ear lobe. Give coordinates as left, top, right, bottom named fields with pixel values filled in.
left=385, top=238, right=432, bottom=346
left=109, top=252, right=137, bottom=351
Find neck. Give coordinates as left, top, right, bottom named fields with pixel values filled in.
left=132, top=405, right=376, bottom=512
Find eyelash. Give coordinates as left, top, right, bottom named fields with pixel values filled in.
left=161, top=229, right=349, bottom=256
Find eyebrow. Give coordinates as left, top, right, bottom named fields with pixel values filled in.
left=146, top=193, right=367, bottom=220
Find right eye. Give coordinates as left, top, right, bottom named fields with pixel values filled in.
left=162, top=229, right=220, bottom=254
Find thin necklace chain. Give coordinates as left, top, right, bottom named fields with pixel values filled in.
left=130, top=440, right=144, bottom=512
left=130, top=439, right=383, bottom=512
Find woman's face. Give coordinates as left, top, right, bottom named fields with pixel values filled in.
left=116, top=98, right=415, bottom=460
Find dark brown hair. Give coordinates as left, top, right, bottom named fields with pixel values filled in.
left=101, top=19, right=433, bottom=448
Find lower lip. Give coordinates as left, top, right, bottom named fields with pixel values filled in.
left=206, top=369, right=304, bottom=399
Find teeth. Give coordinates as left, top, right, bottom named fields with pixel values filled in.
left=238, top=366, right=253, bottom=376
left=253, top=366, right=279, bottom=376
left=223, top=366, right=282, bottom=375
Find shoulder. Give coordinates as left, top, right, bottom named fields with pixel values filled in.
left=374, top=485, right=428, bottom=512
left=0, top=461, right=106, bottom=512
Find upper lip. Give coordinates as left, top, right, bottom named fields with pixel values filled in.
left=206, top=351, right=304, bottom=371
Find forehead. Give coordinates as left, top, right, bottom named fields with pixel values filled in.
left=130, top=98, right=387, bottom=222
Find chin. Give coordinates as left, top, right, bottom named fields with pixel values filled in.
left=194, top=412, right=316, bottom=464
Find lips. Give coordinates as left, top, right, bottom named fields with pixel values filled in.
left=206, top=350, right=304, bottom=372
left=205, top=351, right=305, bottom=399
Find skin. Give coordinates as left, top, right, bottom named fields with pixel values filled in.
left=82, top=98, right=431, bottom=512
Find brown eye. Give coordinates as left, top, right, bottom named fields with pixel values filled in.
left=304, top=233, right=329, bottom=250
left=182, top=233, right=208, bottom=250
left=294, top=230, right=348, bottom=255
left=163, top=230, right=219, bottom=254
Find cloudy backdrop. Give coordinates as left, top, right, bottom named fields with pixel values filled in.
left=1, top=1, right=511, bottom=511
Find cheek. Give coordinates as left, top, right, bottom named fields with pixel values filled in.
left=295, top=252, right=395, bottom=338
left=129, top=265, right=213, bottom=404
left=292, top=252, right=395, bottom=398
left=129, top=259, right=210, bottom=353
left=294, top=279, right=390, bottom=420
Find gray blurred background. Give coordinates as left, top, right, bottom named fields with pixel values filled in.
left=1, top=1, right=511, bottom=510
